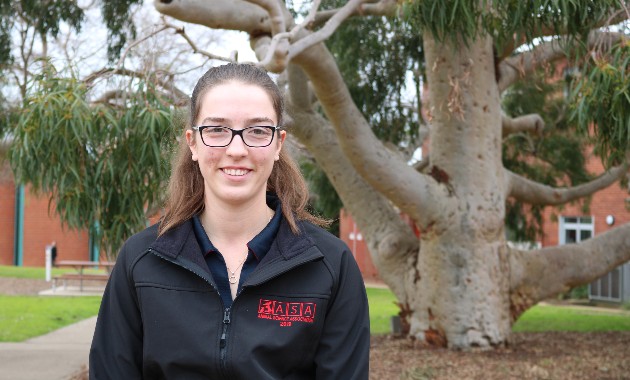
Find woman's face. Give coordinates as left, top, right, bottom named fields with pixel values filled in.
left=186, top=81, right=286, bottom=208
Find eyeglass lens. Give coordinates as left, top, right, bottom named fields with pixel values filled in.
left=199, top=126, right=275, bottom=147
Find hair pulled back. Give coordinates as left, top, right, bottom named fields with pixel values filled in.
left=158, top=63, right=326, bottom=236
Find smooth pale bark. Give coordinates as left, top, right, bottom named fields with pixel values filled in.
left=154, top=0, right=269, bottom=34
left=506, top=164, right=628, bottom=205
left=290, top=39, right=452, bottom=230
left=411, top=34, right=511, bottom=348
left=498, top=31, right=628, bottom=92
left=312, top=0, right=398, bottom=26
left=509, top=223, right=630, bottom=318
left=502, top=114, right=544, bottom=137
left=285, top=65, right=418, bottom=298
left=154, top=0, right=630, bottom=349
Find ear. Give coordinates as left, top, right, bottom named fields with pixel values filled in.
left=275, top=130, right=286, bottom=161
left=186, top=129, right=198, bottom=161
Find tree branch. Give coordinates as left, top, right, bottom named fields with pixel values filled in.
left=509, top=222, right=630, bottom=318
left=243, top=0, right=285, bottom=35
left=83, top=68, right=189, bottom=106
left=312, top=0, right=398, bottom=27
left=498, top=39, right=567, bottom=92
left=161, top=20, right=237, bottom=63
left=286, top=66, right=419, bottom=298
left=154, top=0, right=270, bottom=35
left=499, top=5, right=630, bottom=58
left=413, top=155, right=430, bottom=173
left=287, top=63, right=314, bottom=110
left=290, top=39, right=453, bottom=228
left=115, top=24, right=169, bottom=70
left=499, top=31, right=628, bottom=92
left=502, top=113, right=545, bottom=137
left=506, top=162, right=629, bottom=206
left=91, top=90, right=133, bottom=105
left=287, top=0, right=369, bottom=62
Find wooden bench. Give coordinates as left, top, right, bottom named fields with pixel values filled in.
left=52, top=273, right=110, bottom=292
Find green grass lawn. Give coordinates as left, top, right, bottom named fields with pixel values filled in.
left=367, top=287, right=400, bottom=334
left=365, top=287, right=630, bottom=335
left=0, top=295, right=102, bottom=342
left=512, top=303, right=630, bottom=332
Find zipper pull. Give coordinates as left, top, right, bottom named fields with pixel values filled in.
left=220, top=308, right=231, bottom=349
left=223, top=308, right=231, bottom=324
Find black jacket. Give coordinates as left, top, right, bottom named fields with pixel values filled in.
left=89, top=217, right=370, bottom=379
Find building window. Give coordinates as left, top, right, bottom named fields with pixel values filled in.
left=559, top=216, right=593, bottom=245
left=560, top=215, right=623, bottom=302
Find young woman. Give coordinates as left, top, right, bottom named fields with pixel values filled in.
left=89, top=63, right=370, bottom=379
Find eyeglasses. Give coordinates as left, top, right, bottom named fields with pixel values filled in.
left=192, top=125, right=279, bottom=147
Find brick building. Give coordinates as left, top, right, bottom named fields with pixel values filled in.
left=0, top=163, right=100, bottom=266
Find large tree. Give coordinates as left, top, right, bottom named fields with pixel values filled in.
left=6, top=1, right=630, bottom=349
left=150, top=0, right=630, bottom=349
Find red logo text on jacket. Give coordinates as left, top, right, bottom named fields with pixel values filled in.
left=257, top=298, right=317, bottom=326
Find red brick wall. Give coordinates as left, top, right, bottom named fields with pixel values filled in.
left=340, top=210, right=421, bottom=283
left=0, top=182, right=16, bottom=265
left=540, top=153, right=630, bottom=246
left=21, top=188, right=90, bottom=267
left=339, top=209, right=380, bottom=281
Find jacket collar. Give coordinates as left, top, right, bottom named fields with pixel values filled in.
left=150, top=215, right=318, bottom=274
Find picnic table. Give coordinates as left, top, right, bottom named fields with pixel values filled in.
left=53, top=260, right=116, bottom=292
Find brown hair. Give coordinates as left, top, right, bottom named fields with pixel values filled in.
left=158, top=63, right=328, bottom=236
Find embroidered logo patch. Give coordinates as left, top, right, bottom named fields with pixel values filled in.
left=257, top=299, right=316, bottom=326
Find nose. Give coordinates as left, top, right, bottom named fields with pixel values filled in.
left=225, top=133, right=248, bottom=157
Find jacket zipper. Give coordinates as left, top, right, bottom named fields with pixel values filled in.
left=220, top=308, right=231, bottom=372
left=148, top=248, right=230, bottom=375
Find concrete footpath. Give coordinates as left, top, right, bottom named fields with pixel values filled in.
left=0, top=316, right=96, bottom=380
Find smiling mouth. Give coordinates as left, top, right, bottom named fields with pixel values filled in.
left=222, top=168, right=250, bottom=176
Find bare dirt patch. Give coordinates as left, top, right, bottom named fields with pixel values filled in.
left=0, top=277, right=51, bottom=295
left=370, top=332, right=630, bottom=379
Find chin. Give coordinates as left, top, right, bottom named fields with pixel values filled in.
left=216, top=189, right=261, bottom=205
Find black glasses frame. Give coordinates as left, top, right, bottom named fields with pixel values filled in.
left=192, top=125, right=279, bottom=147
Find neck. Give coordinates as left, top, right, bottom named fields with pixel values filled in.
left=200, top=194, right=273, bottom=245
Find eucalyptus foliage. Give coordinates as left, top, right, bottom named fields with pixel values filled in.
left=502, top=65, right=590, bottom=240
left=402, top=0, right=622, bottom=48
left=325, top=0, right=423, bottom=144
left=101, top=0, right=143, bottom=61
left=9, top=67, right=177, bottom=256
left=570, top=41, right=630, bottom=167
left=0, top=0, right=84, bottom=68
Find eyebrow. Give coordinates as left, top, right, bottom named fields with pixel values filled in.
left=200, top=116, right=275, bottom=125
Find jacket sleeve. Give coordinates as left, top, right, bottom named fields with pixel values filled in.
left=89, top=243, right=144, bottom=379
left=314, top=248, right=370, bottom=379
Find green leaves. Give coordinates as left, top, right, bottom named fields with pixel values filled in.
left=502, top=63, right=593, bottom=241
left=0, top=0, right=84, bottom=68
left=569, top=41, right=630, bottom=167
left=325, top=2, right=423, bottom=145
left=402, top=0, right=481, bottom=45
left=101, top=0, right=143, bottom=61
left=402, top=0, right=622, bottom=48
left=9, top=68, right=177, bottom=257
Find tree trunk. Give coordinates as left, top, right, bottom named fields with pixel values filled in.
left=405, top=33, right=512, bottom=348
